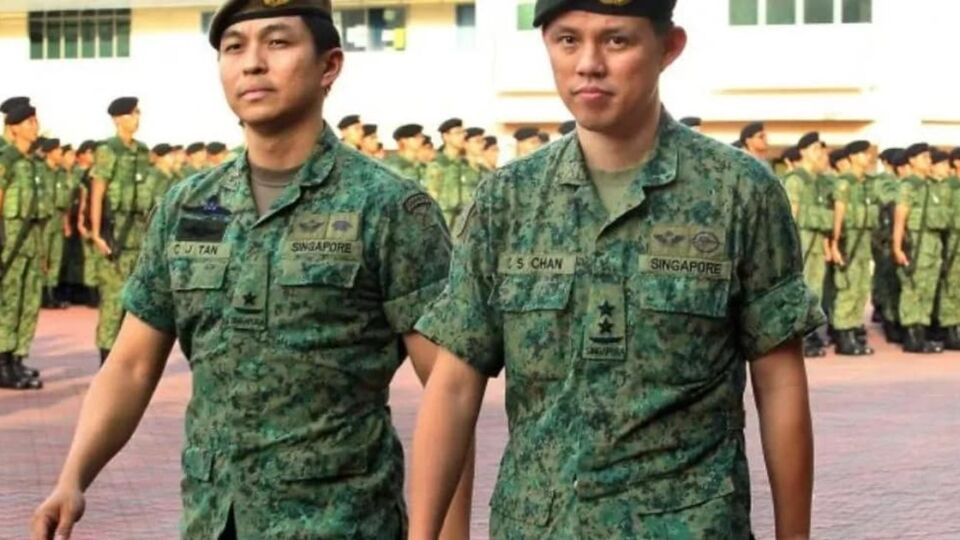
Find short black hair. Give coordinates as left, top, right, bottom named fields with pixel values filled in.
left=302, top=13, right=341, bottom=55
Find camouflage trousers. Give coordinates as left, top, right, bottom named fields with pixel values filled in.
left=96, top=250, right=139, bottom=350
left=82, top=237, right=101, bottom=288
left=872, top=240, right=900, bottom=323
left=800, top=230, right=828, bottom=303
left=898, top=232, right=943, bottom=327
left=832, top=258, right=872, bottom=330
left=938, top=232, right=960, bottom=326
left=0, top=254, right=42, bottom=355
left=42, top=214, right=64, bottom=288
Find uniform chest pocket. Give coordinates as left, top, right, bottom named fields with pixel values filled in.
left=634, top=273, right=730, bottom=319
left=495, top=274, right=573, bottom=381
left=170, top=259, right=229, bottom=291
left=276, top=258, right=360, bottom=288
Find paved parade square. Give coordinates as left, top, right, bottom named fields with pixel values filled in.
left=1, top=307, right=959, bottom=539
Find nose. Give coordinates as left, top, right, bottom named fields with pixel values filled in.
left=241, top=41, right=267, bottom=76
left=575, top=41, right=606, bottom=80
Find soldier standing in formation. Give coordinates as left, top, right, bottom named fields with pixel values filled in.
left=384, top=123, right=425, bottom=181
left=425, top=118, right=467, bottom=226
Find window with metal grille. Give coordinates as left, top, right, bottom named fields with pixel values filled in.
left=28, top=9, right=131, bottom=60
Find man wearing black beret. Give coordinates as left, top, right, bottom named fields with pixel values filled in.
left=940, top=147, right=960, bottom=349
left=181, top=141, right=209, bottom=178
left=384, top=123, right=426, bottom=181
left=740, top=121, right=768, bottom=163
left=513, top=126, right=541, bottom=158
left=337, top=113, right=363, bottom=149
left=1, top=97, right=31, bottom=151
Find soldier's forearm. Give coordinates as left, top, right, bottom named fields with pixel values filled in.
left=832, top=203, right=846, bottom=243
left=90, top=178, right=106, bottom=238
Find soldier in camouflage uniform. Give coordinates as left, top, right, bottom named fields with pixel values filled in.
left=939, top=148, right=960, bottom=350
left=147, top=144, right=178, bottom=207
left=74, top=140, right=101, bottom=307
left=0, top=97, right=31, bottom=152
left=410, top=2, right=821, bottom=539
left=38, top=138, right=70, bottom=309
left=206, top=142, right=230, bottom=168
left=0, top=103, right=45, bottom=390
left=425, top=118, right=468, bottom=226
left=384, top=123, right=425, bottom=182
left=181, top=142, right=209, bottom=180
left=829, top=141, right=878, bottom=355
left=513, top=126, right=542, bottom=159
left=418, top=135, right=437, bottom=165
left=783, top=131, right=833, bottom=357
left=359, top=123, right=380, bottom=159
left=893, top=143, right=946, bottom=353
left=337, top=114, right=363, bottom=150
left=739, top=121, right=768, bottom=164
left=872, top=148, right=906, bottom=342
left=482, top=135, right=500, bottom=171
left=33, top=2, right=474, bottom=539
left=89, top=97, right=152, bottom=363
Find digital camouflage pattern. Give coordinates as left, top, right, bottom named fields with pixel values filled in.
left=784, top=167, right=834, bottom=304
left=146, top=166, right=177, bottom=209
left=416, top=113, right=824, bottom=538
left=0, top=145, right=46, bottom=356
left=122, top=127, right=451, bottom=539
left=831, top=173, right=882, bottom=330
left=939, top=176, right=960, bottom=326
left=383, top=153, right=424, bottom=184
left=92, top=137, right=151, bottom=349
left=871, top=172, right=902, bottom=324
left=40, top=162, right=69, bottom=288
left=897, top=176, right=947, bottom=326
left=424, top=152, right=467, bottom=226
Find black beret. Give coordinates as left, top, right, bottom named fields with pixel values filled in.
left=534, top=0, right=676, bottom=28
left=879, top=148, right=902, bottom=163
left=152, top=143, right=174, bottom=156
left=209, top=0, right=333, bottom=49
left=186, top=142, right=207, bottom=155
left=797, top=131, right=821, bottom=150
left=40, top=138, right=61, bottom=152
left=465, top=127, right=485, bottom=140
left=904, top=143, right=930, bottom=159
left=362, top=124, right=378, bottom=137
left=78, top=140, right=98, bottom=154
left=438, top=118, right=463, bottom=133
left=558, top=120, right=576, bottom=135
left=844, top=140, right=870, bottom=156
left=514, top=127, right=540, bottom=142
left=422, top=135, right=434, bottom=147
left=173, top=144, right=184, bottom=151
left=107, top=97, right=138, bottom=116
left=828, top=148, right=849, bottom=167
left=61, top=144, right=74, bottom=153
left=484, top=135, right=498, bottom=150
left=739, top=122, right=764, bottom=143
left=1, top=96, right=30, bottom=114
left=4, top=104, right=36, bottom=125
left=889, top=150, right=908, bottom=168
left=679, top=117, right=702, bottom=128
left=930, top=149, right=949, bottom=165
left=950, top=148, right=960, bottom=162
left=338, top=114, right=360, bottom=129
left=393, top=124, right=423, bottom=140
left=538, top=132, right=550, bottom=143
left=207, top=142, right=227, bottom=154
left=783, top=147, right=801, bottom=162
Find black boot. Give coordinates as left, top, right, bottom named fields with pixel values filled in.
left=14, top=355, right=39, bottom=378
left=86, top=288, right=101, bottom=308
left=835, top=330, right=866, bottom=356
left=100, top=349, right=110, bottom=366
left=41, top=287, right=55, bottom=309
left=803, top=334, right=826, bottom=358
left=883, top=320, right=903, bottom=343
left=0, top=353, right=28, bottom=390
left=855, top=326, right=867, bottom=345
left=52, top=287, right=69, bottom=309
left=903, top=326, right=942, bottom=354
left=945, top=326, right=960, bottom=351
left=924, top=326, right=945, bottom=353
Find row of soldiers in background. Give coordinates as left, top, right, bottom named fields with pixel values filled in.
left=0, top=95, right=234, bottom=391
left=336, top=114, right=575, bottom=227
left=686, top=116, right=960, bottom=357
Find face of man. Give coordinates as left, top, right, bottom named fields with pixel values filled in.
left=12, top=115, right=39, bottom=144
left=952, top=160, right=960, bottom=176
left=400, top=134, right=424, bottom=153
left=190, top=150, right=208, bottom=167
left=517, top=137, right=542, bottom=157
left=342, top=123, right=364, bottom=146
left=465, top=135, right=485, bottom=159
left=909, top=152, right=932, bottom=176
left=849, top=151, right=869, bottom=170
left=543, top=11, right=685, bottom=136
left=835, top=158, right=851, bottom=174
left=417, top=144, right=436, bottom=164
left=114, top=109, right=141, bottom=135
left=932, top=161, right=950, bottom=179
left=361, top=134, right=379, bottom=155
left=219, top=16, right=343, bottom=130
left=746, top=131, right=768, bottom=155
left=77, top=150, right=93, bottom=168
left=62, top=149, right=77, bottom=169
left=47, top=147, right=63, bottom=166
left=483, top=145, right=500, bottom=168
left=443, top=126, right=466, bottom=152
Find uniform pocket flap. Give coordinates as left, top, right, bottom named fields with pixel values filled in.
left=490, top=481, right=556, bottom=527
left=182, top=447, right=213, bottom=481
left=635, top=273, right=730, bottom=318
left=277, top=258, right=360, bottom=288
left=495, top=274, right=573, bottom=312
left=170, top=260, right=228, bottom=291
left=270, top=441, right=375, bottom=481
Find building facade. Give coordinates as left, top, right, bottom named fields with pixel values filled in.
left=0, top=0, right=957, bottom=156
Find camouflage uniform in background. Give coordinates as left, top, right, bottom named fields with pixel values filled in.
left=0, top=145, right=48, bottom=357
left=121, top=128, right=451, bottom=538
left=416, top=114, right=824, bottom=538
left=92, top=137, right=151, bottom=351
left=831, top=173, right=881, bottom=331
left=871, top=171, right=902, bottom=329
left=383, top=153, right=424, bottom=184
left=783, top=167, right=833, bottom=307
left=938, top=176, right=960, bottom=343
left=897, top=176, right=948, bottom=327
left=424, top=152, right=466, bottom=227
left=41, top=161, right=71, bottom=290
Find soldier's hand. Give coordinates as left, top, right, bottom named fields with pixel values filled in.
left=92, top=235, right=112, bottom=257
left=832, top=246, right=845, bottom=267
left=31, top=486, right=85, bottom=539
left=894, top=249, right=910, bottom=267
left=63, top=223, right=73, bottom=238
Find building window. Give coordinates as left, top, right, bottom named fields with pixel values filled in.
left=517, top=1, right=535, bottom=31
left=334, top=7, right=406, bottom=52
left=201, top=11, right=214, bottom=34
left=456, top=3, right=476, bottom=49
left=730, top=0, right=871, bottom=25
left=29, top=9, right=130, bottom=60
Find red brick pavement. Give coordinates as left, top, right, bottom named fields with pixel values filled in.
left=1, top=307, right=959, bottom=539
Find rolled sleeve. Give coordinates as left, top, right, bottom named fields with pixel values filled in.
left=379, top=186, right=452, bottom=334
left=121, top=199, right=176, bottom=334
left=737, top=177, right=825, bottom=359
left=415, top=179, right=504, bottom=377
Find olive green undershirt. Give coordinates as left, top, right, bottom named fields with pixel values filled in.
left=249, top=163, right=300, bottom=216
left=589, top=163, right=645, bottom=214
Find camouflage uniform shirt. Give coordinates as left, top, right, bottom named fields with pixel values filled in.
left=416, top=113, right=824, bottom=538
left=122, top=128, right=451, bottom=538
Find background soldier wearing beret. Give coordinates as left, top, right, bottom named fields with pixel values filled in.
left=482, top=135, right=500, bottom=171
left=739, top=121, right=768, bottom=163
left=512, top=126, right=542, bottom=158
left=384, top=123, right=426, bottom=182
left=337, top=113, right=363, bottom=149
left=410, top=1, right=821, bottom=538
left=32, top=1, right=473, bottom=539
left=425, top=118, right=467, bottom=226
left=181, top=142, right=209, bottom=179
left=38, top=137, right=69, bottom=309
left=359, top=123, right=381, bottom=158
left=938, top=148, right=960, bottom=350
left=88, top=97, right=152, bottom=365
